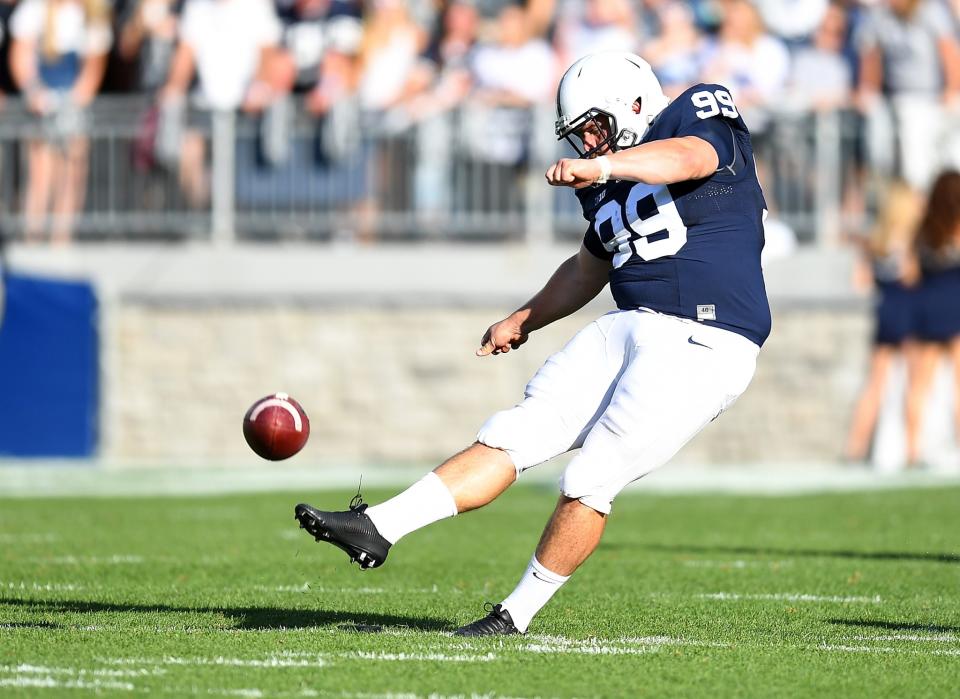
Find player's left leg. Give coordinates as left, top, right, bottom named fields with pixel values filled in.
left=453, top=495, right=603, bottom=636
left=457, top=312, right=759, bottom=635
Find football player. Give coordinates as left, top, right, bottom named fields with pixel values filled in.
left=295, top=52, right=771, bottom=635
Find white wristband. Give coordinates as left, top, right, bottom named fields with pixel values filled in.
left=595, top=156, right=612, bottom=184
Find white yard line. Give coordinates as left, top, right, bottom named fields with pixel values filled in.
left=816, top=643, right=960, bottom=656
left=0, top=676, right=135, bottom=691
left=698, top=592, right=883, bottom=604
left=249, top=584, right=449, bottom=595
left=103, top=656, right=328, bottom=669
left=682, top=560, right=793, bottom=569
left=0, top=664, right=162, bottom=678
left=851, top=633, right=958, bottom=643
left=27, top=555, right=145, bottom=565
left=251, top=584, right=390, bottom=595
left=521, top=634, right=729, bottom=655
left=0, top=533, right=59, bottom=543
left=0, top=581, right=84, bottom=592
left=343, top=651, right=497, bottom=663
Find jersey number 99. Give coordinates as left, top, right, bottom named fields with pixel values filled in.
left=593, top=183, right=688, bottom=266
left=691, top=89, right=738, bottom=120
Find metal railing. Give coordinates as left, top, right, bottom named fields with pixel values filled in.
left=0, top=95, right=863, bottom=246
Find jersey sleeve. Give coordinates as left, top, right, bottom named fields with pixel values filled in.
left=671, top=84, right=743, bottom=173
left=582, top=225, right=613, bottom=261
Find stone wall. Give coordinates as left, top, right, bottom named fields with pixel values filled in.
left=104, top=303, right=871, bottom=465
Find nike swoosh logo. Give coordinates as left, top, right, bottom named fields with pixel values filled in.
left=688, top=336, right=712, bottom=349
left=532, top=571, right=557, bottom=584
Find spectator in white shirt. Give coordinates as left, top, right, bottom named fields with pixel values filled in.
left=160, top=0, right=287, bottom=205
left=9, top=0, right=112, bottom=246
left=856, top=0, right=960, bottom=190
left=467, top=4, right=554, bottom=164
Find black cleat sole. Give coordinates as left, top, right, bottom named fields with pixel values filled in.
left=294, top=503, right=388, bottom=570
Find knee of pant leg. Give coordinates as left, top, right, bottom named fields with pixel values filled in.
left=477, top=400, right=570, bottom=475
left=559, top=466, right=615, bottom=515
left=477, top=408, right=533, bottom=475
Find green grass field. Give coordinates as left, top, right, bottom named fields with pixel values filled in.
left=1, top=483, right=959, bottom=698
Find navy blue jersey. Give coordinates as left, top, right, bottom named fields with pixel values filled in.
left=578, top=83, right=771, bottom=346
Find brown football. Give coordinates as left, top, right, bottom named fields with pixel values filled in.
left=243, top=393, right=310, bottom=460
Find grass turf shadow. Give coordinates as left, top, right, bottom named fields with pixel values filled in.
left=0, top=597, right=451, bottom=632
left=828, top=618, right=960, bottom=633
left=636, top=543, right=960, bottom=565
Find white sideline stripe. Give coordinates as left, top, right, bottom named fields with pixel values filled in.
left=0, top=664, right=162, bottom=678
left=104, top=651, right=492, bottom=667
left=344, top=652, right=497, bottom=663
left=1, top=581, right=83, bottom=592
left=28, top=555, right=145, bottom=565
left=249, top=398, right=303, bottom=432
left=818, top=643, right=960, bottom=657
left=252, top=584, right=390, bottom=594
left=682, top=560, right=794, bottom=569
left=699, top=592, right=882, bottom=604
left=524, top=644, right=655, bottom=656
left=851, top=633, right=958, bottom=643
left=522, top=634, right=729, bottom=655
left=0, top=533, right=58, bottom=543
left=0, top=624, right=104, bottom=631
left=103, top=656, right=327, bottom=669
left=0, top=677, right=135, bottom=691
left=251, top=584, right=445, bottom=595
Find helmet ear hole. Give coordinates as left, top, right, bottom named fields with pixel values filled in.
left=633, top=97, right=643, bottom=114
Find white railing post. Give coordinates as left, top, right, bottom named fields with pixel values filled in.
left=211, top=109, right=236, bottom=245
left=524, top=103, right=556, bottom=248
left=814, top=109, right=842, bottom=247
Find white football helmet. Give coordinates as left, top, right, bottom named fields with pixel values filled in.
left=555, top=52, right=669, bottom=158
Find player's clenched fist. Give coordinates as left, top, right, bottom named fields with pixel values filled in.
left=545, top=158, right=601, bottom=189
left=477, top=316, right=529, bottom=356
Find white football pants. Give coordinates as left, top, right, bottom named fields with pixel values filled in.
left=477, top=309, right=759, bottom=514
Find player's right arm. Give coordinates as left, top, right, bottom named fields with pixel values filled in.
left=477, top=244, right=610, bottom=356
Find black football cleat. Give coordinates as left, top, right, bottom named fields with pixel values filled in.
left=453, top=603, right=521, bottom=636
left=294, top=495, right=391, bottom=570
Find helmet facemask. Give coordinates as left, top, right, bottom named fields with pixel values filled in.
left=556, top=108, right=618, bottom=159
left=555, top=100, right=645, bottom=159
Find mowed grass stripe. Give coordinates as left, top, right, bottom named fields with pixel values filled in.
left=1, top=484, right=959, bottom=697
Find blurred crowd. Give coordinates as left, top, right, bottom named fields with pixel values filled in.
left=1, top=0, right=960, bottom=245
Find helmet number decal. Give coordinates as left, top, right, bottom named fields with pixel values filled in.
left=691, top=89, right=738, bottom=120
left=593, top=183, right=687, bottom=265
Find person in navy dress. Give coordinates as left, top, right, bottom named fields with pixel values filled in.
left=909, top=171, right=960, bottom=463
left=845, top=182, right=922, bottom=464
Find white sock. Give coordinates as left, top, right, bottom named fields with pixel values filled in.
left=364, top=472, right=458, bottom=545
left=500, top=556, right=570, bottom=633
